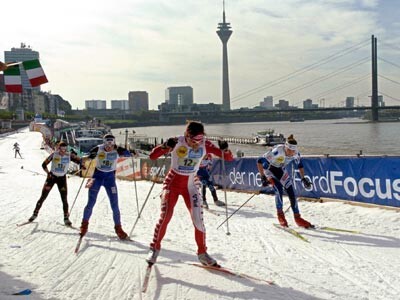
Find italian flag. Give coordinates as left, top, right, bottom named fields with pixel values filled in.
left=4, top=64, right=22, bottom=93
left=22, top=59, right=48, bottom=87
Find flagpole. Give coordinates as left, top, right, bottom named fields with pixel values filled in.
left=6, top=62, right=22, bottom=67
left=0, top=61, right=22, bottom=72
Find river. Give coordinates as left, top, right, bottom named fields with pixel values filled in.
left=112, top=118, right=399, bottom=157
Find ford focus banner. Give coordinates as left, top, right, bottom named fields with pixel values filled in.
left=211, top=157, right=400, bottom=208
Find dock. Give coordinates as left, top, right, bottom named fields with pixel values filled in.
left=206, top=134, right=257, bottom=145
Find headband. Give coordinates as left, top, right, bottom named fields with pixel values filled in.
left=285, top=142, right=298, bottom=151
left=189, top=134, right=204, bottom=142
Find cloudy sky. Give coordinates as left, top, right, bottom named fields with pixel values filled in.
left=2, top=0, right=399, bottom=109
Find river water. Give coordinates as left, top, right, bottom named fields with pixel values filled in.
left=113, top=118, right=399, bottom=157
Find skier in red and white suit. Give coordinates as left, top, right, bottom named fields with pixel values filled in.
left=146, top=121, right=233, bottom=267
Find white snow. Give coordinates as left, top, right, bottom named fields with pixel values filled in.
left=0, top=129, right=399, bottom=300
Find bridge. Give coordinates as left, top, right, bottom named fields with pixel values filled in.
left=227, top=35, right=400, bottom=122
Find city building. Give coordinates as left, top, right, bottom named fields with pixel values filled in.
left=4, top=43, right=40, bottom=92
left=378, top=95, right=385, bottom=107
left=85, top=100, right=106, bottom=110
left=32, top=92, right=46, bottom=114
left=345, top=97, right=355, bottom=108
left=303, top=99, right=313, bottom=109
left=260, top=96, right=273, bottom=108
left=111, top=100, right=129, bottom=110
left=165, top=86, right=193, bottom=106
left=128, top=91, right=149, bottom=112
left=275, top=99, right=289, bottom=109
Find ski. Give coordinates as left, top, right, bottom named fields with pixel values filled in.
left=16, top=221, right=33, bottom=227
left=315, top=226, right=361, bottom=234
left=107, top=236, right=135, bottom=242
left=230, top=203, right=255, bottom=208
left=74, top=236, right=83, bottom=254
left=273, top=223, right=310, bottom=243
left=57, top=222, right=80, bottom=231
left=204, top=208, right=221, bottom=216
left=142, top=263, right=153, bottom=293
left=190, top=263, right=274, bottom=285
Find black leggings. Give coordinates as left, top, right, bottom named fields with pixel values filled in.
left=33, top=175, right=68, bottom=216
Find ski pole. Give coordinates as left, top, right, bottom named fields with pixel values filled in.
left=129, top=156, right=166, bottom=237
left=221, top=150, right=230, bottom=235
left=21, top=168, right=45, bottom=176
left=69, top=159, right=93, bottom=216
left=217, top=192, right=258, bottom=230
left=132, top=155, right=139, bottom=217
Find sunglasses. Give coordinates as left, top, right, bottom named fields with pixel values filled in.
left=188, top=134, right=204, bottom=144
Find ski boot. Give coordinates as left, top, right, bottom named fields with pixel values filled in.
left=80, top=220, right=89, bottom=237
left=212, top=190, right=225, bottom=206
left=115, top=225, right=128, bottom=240
left=277, top=210, right=288, bottom=227
left=294, top=213, right=313, bottom=228
left=214, top=199, right=225, bottom=207
left=64, top=216, right=72, bottom=226
left=198, top=252, right=219, bottom=267
left=146, top=248, right=160, bottom=265
left=28, top=214, right=37, bottom=222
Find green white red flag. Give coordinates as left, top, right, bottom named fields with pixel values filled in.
left=4, top=64, right=22, bottom=93
left=22, top=59, right=48, bottom=87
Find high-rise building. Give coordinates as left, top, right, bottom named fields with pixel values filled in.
left=378, top=95, right=385, bottom=107
left=85, top=100, right=106, bottom=109
left=216, top=1, right=232, bottom=111
left=303, top=99, right=313, bottom=109
left=4, top=43, right=40, bottom=92
left=260, top=96, right=273, bottom=108
left=128, top=91, right=149, bottom=112
left=276, top=99, right=289, bottom=109
left=345, top=97, right=355, bottom=108
left=165, top=86, right=193, bottom=106
left=111, top=100, right=129, bottom=110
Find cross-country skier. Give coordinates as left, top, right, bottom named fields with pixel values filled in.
left=79, top=134, right=132, bottom=240
left=13, top=142, right=22, bottom=158
left=197, top=153, right=225, bottom=208
left=28, top=141, right=82, bottom=225
left=256, top=134, right=313, bottom=228
left=146, top=121, right=234, bottom=267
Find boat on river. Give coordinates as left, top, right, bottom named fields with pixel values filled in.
left=253, top=129, right=286, bottom=146
left=127, top=133, right=158, bottom=152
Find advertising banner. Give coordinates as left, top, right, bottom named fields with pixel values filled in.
left=139, top=157, right=171, bottom=183
left=298, top=157, right=400, bottom=207
left=210, top=156, right=400, bottom=208
left=116, top=157, right=141, bottom=180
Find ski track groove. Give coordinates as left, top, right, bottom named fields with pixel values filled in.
left=296, top=241, right=385, bottom=298
left=336, top=242, right=400, bottom=295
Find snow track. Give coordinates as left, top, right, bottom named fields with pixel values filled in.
left=0, top=129, right=399, bottom=299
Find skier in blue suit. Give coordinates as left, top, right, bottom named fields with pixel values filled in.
left=80, top=134, right=132, bottom=240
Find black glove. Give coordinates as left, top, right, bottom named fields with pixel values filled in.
left=218, top=140, right=228, bottom=150
left=47, top=172, right=54, bottom=180
left=261, top=175, right=270, bottom=187
left=165, top=137, right=178, bottom=148
left=302, top=177, right=312, bottom=188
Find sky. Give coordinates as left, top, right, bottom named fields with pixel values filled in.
left=1, top=128, right=399, bottom=299
left=1, top=0, right=400, bottom=110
